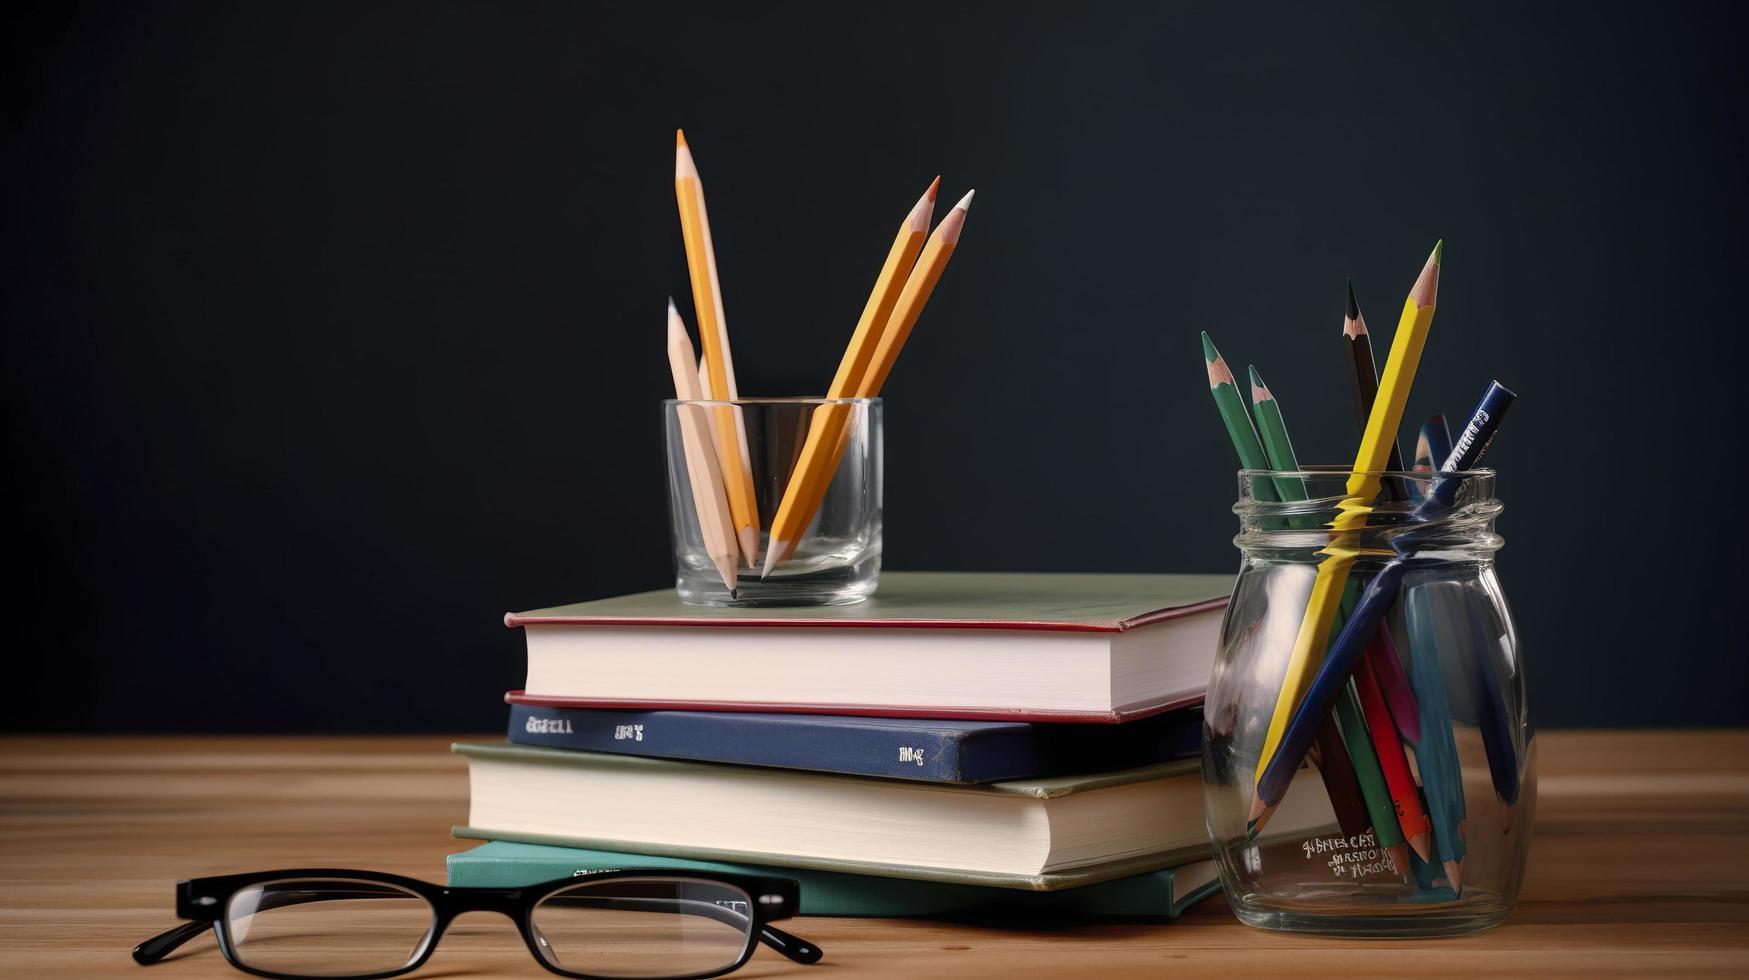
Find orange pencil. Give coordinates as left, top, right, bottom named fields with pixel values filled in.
left=675, top=129, right=761, bottom=565
left=762, top=188, right=971, bottom=575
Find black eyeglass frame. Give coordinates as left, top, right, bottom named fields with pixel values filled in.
left=133, top=867, right=822, bottom=980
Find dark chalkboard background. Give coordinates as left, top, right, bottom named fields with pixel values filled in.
left=6, top=1, right=1746, bottom=731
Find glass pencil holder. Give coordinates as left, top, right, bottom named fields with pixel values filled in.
left=663, top=396, right=881, bottom=607
left=1202, top=468, right=1534, bottom=937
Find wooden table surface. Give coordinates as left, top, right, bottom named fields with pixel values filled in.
left=1, top=732, right=1745, bottom=978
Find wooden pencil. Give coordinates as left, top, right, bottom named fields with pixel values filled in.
left=1338, top=292, right=1426, bottom=744
left=1368, top=621, right=1422, bottom=745
left=1201, top=334, right=1273, bottom=479
left=1313, top=715, right=1372, bottom=839
left=1246, top=366, right=1310, bottom=518
left=1332, top=678, right=1412, bottom=878
left=1253, top=381, right=1514, bottom=827
left=764, top=188, right=973, bottom=575
left=1415, top=415, right=1453, bottom=500
left=1243, top=363, right=1375, bottom=843
left=1250, top=241, right=1443, bottom=824
left=666, top=301, right=739, bottom=596
left=759, top=179, right=939, bottom=576
left=854, top=190, right=975, bottom=396
left=1343, top=283, right=1410, bottom=501
left=1407, top=583, right=1469, bottom=893
left=1355, top=647, right=1435, bottom=861
left=675, top=130, right=762, bottom=565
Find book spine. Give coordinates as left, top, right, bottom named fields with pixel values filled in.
left=507, top=704, right=1030, bottom=783
left=446, top=847, right=1185, bottom=917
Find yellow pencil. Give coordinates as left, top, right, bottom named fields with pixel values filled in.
left=675, top=129, right=761, bottom=565
left=759, top=182, right=965, bottom=574
left=665, top=301, right=738, bottom=595
left=1250, top=241, right=1444, bottom=812
left=856, top=190, right=974, bottom=397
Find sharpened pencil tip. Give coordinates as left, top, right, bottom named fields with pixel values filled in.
left=675, top=128, right=688, bottom=148
left=1409, top=832, right=1432, bottom=863
left=1411, top=240, right=1443, bottom=308
left=667, top=296, right=678, bottom=316
left=1345, top=281, right=1360, bottom=321
left=1247, top=365, right=1272, bottom=404
left=927, top=175, right=941, bottom=201
left=1199, top=330, right=1218, bottom=363
left=729, top=588, right=738, bottom=600
left=953, top=189, right=975, bottom=210
left=1387, top=844, right=1410, bottom=879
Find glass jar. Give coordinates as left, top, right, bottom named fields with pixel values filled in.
left=1202, top=468, right=1534, bottom=937
left=663, top=397, right=882, bottom=606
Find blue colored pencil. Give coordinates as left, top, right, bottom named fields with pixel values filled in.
left=1415, top=415, right=1453, bottom=476
left=1407, top=583, right=1469, bottom=892
left=1463, top=593, right=1521, bottom=807
left=1253, top=382, right=1516, bottom=813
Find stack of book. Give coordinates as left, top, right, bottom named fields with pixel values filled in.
left=449, top=572, right=1330, bottom=918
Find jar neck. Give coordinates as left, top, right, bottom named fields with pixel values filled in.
left=1233, top=468, right=1503, bottom=561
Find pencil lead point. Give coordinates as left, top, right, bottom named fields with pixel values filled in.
left=675, top=128, right=688, bottom=148
left=927, top=175, right=941, bottom=201
left=1247, top=365, right=1271, bottom=404
left=1387, top=844, right=1410, bottom=878
left=1432, top=239, right=1444, bottom=264
left=1345, top=281, right=1360, bottom=321
left=1200, top=330, right=1219, bottom=363
left=667, top=296, right=678, bottom=316
left=1409, top=832, right=1432, bottom=863
left=729, top=587, right=738, bottom=600
left=953, top=189, right=975, bottom=211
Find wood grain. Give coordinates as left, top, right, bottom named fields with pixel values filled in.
left=2, top=732, right=1746, bottom=978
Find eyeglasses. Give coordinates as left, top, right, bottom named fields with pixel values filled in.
left=133, top=867, right=823, bottom=979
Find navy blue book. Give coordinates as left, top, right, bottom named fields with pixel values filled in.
left=507, top=702, right=1203, bottom=784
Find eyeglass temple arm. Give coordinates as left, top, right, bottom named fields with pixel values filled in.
left=132, top=920, right=212, bottom=966
left=757, top=924, right=822, bottom=964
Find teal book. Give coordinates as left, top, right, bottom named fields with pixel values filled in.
left=447, top=841, right=1223, bottom=919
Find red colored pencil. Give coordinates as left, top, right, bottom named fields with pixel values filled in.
left=1355, top=651, right=1434, bottom=861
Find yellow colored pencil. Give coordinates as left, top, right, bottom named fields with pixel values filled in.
left=762, top=187, right=970, bottom=575
left=1250, top=242, right=1444, bottom=810
left=675, top=129, right=761, bottom=566
left=665, top=301, right=738, bottom=595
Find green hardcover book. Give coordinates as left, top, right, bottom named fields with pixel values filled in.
left=447, top=841, right=1224, bottom=919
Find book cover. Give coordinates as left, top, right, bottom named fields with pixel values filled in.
left=446, top=840, right=1223, bottom=918
left=460, top=740, right=1198, bottom=799
left=507, top=572, right=1230, bottom=632
left=454, top=742, right=1335, bottom=888
left=505, top=573, right=1229, bottom=723
left=506, top=702, right=1205, bottom=784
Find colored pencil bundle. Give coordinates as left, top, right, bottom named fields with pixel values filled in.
left=665, top=132, right=976, bottom=592
left=1200, top=242, right=1522, bottom=894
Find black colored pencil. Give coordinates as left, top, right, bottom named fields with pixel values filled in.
left=1343, top=284, right=1410, bottom=499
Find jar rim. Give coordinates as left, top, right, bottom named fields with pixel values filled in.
left=1238, top=467, right=1495, bottom=480
left=662, top=396, right=881, bottom=407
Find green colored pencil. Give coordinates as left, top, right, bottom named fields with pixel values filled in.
left=1333, top=682, right=1410, bottom=876
left=1247, top=365, right=1313, bottom=525
left=1330, top=580, right=1410, bottom=878
left=1200, top=332, right=1275, bottom=501
left=1246, top=365, right=1387, bottom=844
